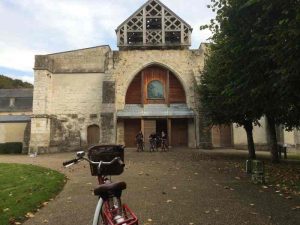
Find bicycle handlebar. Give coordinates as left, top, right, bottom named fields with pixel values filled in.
left=62, top=158, right=79, bottom=167
left=62, top=151, right=124, bottom=169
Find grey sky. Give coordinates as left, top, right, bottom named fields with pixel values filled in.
left=0, top=0, right=215, bottom=83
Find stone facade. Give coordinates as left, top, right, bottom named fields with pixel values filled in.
left=29, top=45, right=208, bottom=153
left=27, top=0, right=299, bottom=153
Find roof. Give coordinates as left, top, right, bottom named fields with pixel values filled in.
left=117, top=104, right=195, bottom=118
left=116, top=0, right=192, bottom=31
left=0, top=89, right=33, bottom=98
left=0, top=115, right=31, bottom=123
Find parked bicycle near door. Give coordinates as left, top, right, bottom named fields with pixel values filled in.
left=63, top=145, right=138, bottom=225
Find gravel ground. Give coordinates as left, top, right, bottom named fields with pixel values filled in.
left=0, top=148, right=299, bottom=225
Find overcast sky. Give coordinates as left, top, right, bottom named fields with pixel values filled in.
left=0, top=0, right=215, bottom=84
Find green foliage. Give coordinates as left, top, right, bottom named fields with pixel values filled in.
left=0, top=163, right=65, bottom=224
left=200, top=0, right=300, bottom=162
left=0, top=75, right=33, bottom=89
left=0, top=142, right=23, bottom=154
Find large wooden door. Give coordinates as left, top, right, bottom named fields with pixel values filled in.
left=212, top=125, right=232, bottom=148
left=87, top=125, right=100, bottom=146
left=171, top=119, right=188, bottom=146
left=144, top=120, right=156, bottom=149
left=124, top=119, right=141, bottom=147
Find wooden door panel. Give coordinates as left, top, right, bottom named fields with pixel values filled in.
left=124, top=119, right=141, bottom=147
left=87, top=125, right=100, bottom=146
left=171, top=119, right=188, bottom=146
left=144, top=120, right=156, bottom=149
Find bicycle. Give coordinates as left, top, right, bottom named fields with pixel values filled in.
left=149, top=138, right=157, bottom=152
left=63, top=145, right=138, bottom=225
left=161, top=138, right=168, bottom=152
left=136, top=138, right=144, bottom=152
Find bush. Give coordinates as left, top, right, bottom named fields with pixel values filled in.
left=0, top=142, right=23, bottom=154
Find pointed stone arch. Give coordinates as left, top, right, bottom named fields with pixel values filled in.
left=125, top=63, right=187, bottom=105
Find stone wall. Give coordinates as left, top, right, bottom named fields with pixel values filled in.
left=30, top=46, right=114, bottom=153
left=0, top=123, right=27, bottom=143
left=112, top=49, right=205, bottom=111
left=35, top=46, right=111, bottom=73
left=233, top=117, right=269, bottom=150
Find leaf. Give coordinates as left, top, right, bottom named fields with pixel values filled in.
left=25, top=212, right=35, bottom=218
left=3, top=208, right=10, bottom=212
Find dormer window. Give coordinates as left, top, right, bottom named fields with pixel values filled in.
left=116, top=0, right=192, bottom=50
left=9, top=97, right=15, bottom=107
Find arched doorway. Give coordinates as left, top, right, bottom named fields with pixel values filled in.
left=87, top=125, right=100, bottom=146
left=119, top=65, right=193, bottom=147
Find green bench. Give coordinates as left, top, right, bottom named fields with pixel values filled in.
left=246, top=160, right=265, bottom=184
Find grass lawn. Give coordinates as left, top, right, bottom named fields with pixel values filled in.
left=0, top=163, right=65, bottom=225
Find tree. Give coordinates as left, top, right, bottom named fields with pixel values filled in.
left=199, top=35, right=261, bottom=160
left=201, top=0, right=300, bottom=163
left=0, top=75, right=33, bottom=88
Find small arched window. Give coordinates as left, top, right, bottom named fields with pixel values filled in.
left=147, top=80, right=164, bottom=99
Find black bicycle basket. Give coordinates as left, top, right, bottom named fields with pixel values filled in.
left=88, top=145, right=125, bottom=176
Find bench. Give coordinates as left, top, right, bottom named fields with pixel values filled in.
left=277, top=143, right=288, bottom=159
left=246, top=160, right=265, bottom=184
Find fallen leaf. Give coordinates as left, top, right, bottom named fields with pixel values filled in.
left=25, top=212, right=35, bottom=218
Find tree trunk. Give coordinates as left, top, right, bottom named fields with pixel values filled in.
left=266, top=115, right=280, bottom=163
left=243, top=120, right=256, bottom=159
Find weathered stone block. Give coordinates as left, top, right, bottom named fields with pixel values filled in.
left=102, top=81, right=115, bottom=103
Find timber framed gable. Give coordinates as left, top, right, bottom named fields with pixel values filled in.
left=116, top=0, right=192, bottom=49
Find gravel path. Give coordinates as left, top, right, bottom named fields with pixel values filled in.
left=0, top=148, right=299, bottom=225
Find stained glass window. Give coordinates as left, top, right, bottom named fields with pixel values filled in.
left=147, top=80, right=164, bottom=99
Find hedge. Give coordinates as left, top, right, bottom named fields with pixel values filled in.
left=0, top=142, right=23, bottom=154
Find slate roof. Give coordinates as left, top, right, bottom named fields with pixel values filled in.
left=117, top=104, right=194, bottom=118
left=0, top=115, right=31, bottom=123
left=0, top=89, right=33, bottom=98
left=0, top=89, right=33, bottom=112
